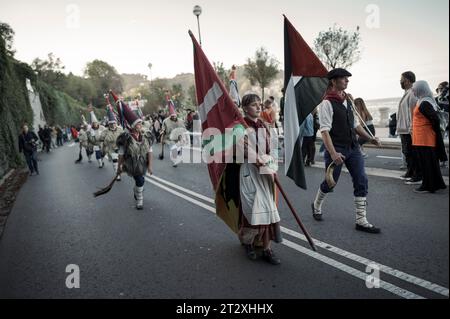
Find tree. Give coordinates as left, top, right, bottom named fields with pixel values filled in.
left=84, top=59, right=123, bottom=107
left=244, top=47, right=279, bottom=101
left=145, top=78, right=169, bottom=110
left=213, top=61, right=229, bottom=90
left=171, top=83, right=184, bottom=108
left=0, top=22, right=15, bottom=56
left=187, top=85, right=197, bottom=107
left=63, top=73, right=96, bottom=105
left=314, top=25, right=361, bottom=70
left=31, top=53, right=67, bottom=90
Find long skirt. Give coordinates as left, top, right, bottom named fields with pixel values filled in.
left=415, top=146, right=447, bottom=192
left=238, top=163, right=282, bottom=247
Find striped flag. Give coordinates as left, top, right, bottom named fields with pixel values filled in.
left=283, top=15, right=328, bottom=189
left=189, top=30, right=247, bottom=233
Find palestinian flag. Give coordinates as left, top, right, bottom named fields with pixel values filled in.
left=283, top=15, right=328, bottom=189
left=189, top=30, right=247, bottom=233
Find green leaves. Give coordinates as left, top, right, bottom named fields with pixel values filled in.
left=244, top=47, right=279, bottom=100
left=314, top=25, right=362, bottom=70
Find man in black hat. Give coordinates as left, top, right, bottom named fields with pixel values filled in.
left=311, top=68, right=382, bottom=234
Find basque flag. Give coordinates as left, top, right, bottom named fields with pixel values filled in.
left=189, top=30, right=247, bottom=233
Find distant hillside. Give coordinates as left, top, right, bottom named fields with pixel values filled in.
left=121, top=65, right=285, bottom=104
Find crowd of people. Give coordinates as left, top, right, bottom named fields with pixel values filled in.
left=18, top=123, right=78, bottom=176
left=396, top=73, right=448, bottom=194
left=16, top=68, right=448, bottom=266
left=284, top=72, right=449, bottom=196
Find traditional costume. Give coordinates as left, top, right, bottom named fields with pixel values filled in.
left=238, top=116, right=282, bottom=264
left=111, top=91, right=154, bottom=210
left=87, top=109, right=106, bottom=168
left=161, top=98, right=187, bottom=167
left=312, top=68, right=380, bottom=234
left=78, top=115, right=93, bottom=163
left=100, top=104, right=123, bottom=180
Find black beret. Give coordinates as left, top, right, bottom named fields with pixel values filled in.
left=327, top=68, right=352, bottom=80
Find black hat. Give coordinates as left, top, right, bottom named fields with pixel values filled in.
left=327, top=68, right=352, bottom=80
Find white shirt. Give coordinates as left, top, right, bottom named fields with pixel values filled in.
left=318, top=99, right=359, bottom=132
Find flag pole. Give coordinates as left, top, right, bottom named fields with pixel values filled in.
left=274, top=175, right=317, bottom=251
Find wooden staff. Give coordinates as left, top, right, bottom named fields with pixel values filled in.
left=274, top=175, right=317, bottom=251
left=93, top=172, right=121, bottom=197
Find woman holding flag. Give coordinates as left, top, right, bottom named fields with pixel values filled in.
left=238, top=93, right=282, bottom=265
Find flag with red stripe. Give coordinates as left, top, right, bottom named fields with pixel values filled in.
left=189, top=30, right=247, bottom=233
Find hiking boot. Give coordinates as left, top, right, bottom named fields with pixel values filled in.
left=244, top=244, right=257, bottom=261
left=355, top=224, right=381, bottom=234
left=311, top=203, right=323, bottom=221
left=262, top=249, right=281, bottom=265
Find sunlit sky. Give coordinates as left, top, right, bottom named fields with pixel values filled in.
left=1, top=0, right=448, bottom=99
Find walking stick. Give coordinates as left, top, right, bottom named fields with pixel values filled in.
left=75, top=148, right=83, bottom=164
left=93, top=172, right=121, bottom=197
left=274, top=175, right=317, bottom=252
left=347, top=95, right=376, bottom=140
left=159, top=139, right=165, bottom=160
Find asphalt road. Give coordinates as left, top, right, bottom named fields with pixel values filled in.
left=0, top=143, right=448, bottom=299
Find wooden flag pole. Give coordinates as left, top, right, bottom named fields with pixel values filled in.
left=274, top=175, right=317, bottom=251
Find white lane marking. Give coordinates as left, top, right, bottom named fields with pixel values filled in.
left=312, top=161, right=449, bottom=185
left=145, top=177, right=215, bottom=213
left=148, top=174, right=449, bottom=298
left=283, top=239, right=424, bottom=299
left=150, top=175, right=215, bottom=204
left=281, top=227, right=449, bottom=297
left=376, top=156, right=403, bottom=160
left=147, top=176, right=430, bottom=299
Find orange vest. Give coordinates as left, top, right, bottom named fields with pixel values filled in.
left=412, top=105, right=436, bottom=147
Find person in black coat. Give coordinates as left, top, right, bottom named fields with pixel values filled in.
left=19, top=124, right=39, bottom=175
left=411, top=81, right=447, bottom=194
left=42, top=125, right=52, bottom=153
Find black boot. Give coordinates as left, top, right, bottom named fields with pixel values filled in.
left=262, top=249, right=281, bottom=265
left=244, top=244, right=257, bottom=261
left=311, top=203, right=323, bottom=221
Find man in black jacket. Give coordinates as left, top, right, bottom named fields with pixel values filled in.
left=19, top=124, right=39, bottom=175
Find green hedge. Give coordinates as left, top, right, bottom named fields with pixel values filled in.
left=36, top=80, right=104, bottom=126
left=0, top=36, right=34, bottom=178
left=0, top=37, right=103, bottom=178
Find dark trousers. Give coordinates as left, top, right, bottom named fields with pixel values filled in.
left=133, top=175, right=145, bottom=187
left=43, top=139, right=51, bottom=153
left=24, top=151, right=38, bottom=173
left=416, top=146, right=446, bottom=192
left=400, top=134, right=422, bottom=179
left=320, top=145, right=368, bottom=197
left=302, top=136, right=316, bottom=164
left=95, top=150, right=103, bottom=160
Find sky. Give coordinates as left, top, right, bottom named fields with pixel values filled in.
left=0, top=0, right=449, bottom=99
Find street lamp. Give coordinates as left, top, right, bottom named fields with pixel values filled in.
left=193, top=5, right=202, bottom=46
left=147, top=62, right=152, bottom=84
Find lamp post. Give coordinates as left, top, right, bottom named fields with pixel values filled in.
left=193, top=5, right=202, bottom=46
left=147, top=62, right=152, bottom=84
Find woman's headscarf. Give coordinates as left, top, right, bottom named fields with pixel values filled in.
left=412, top=80, right=438, bottom=111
